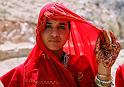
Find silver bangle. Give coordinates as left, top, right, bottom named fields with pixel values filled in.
left=95, top=75, right=112, bottom=87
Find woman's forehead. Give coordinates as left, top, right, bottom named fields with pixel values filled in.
left=46, top=19, right=68, bottom=24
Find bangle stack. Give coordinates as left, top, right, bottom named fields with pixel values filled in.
left=95, top=74, right=112, bottom=87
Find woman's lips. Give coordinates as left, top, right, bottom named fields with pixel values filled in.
left=48, top=40, right=60, bottom=43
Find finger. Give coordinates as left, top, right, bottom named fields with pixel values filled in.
left=112, top=42, right=121, bottom=59
left=112, top=53, right=118, bottom=60
left=95, top=50, right=102, bottom=64
left=95, top=37, right=101, bottom=53
left=102, top=30, right=110, bottom=47
left=115, top=42, right=121, bottom=54
left=109, top=31, right=116, bottom=44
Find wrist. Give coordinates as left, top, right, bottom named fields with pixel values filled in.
left=97, top=73, right=111, bottom=80
left=95, top=75, right=112, bottom=87
left=98, top=64, right=111, bottom=77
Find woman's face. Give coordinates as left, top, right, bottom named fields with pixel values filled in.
left=41, top=19, right=70, bottom=51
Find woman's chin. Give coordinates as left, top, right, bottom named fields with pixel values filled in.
left=48, top=47, right=62, bottom=51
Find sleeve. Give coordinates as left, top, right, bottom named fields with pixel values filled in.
left=77, top=66, right=97, bottom=87
left=68, top=56, right=97, bottom=87
left=0, top=67, right=17, bottom=87
left=115, top=65, right=124, bottom=87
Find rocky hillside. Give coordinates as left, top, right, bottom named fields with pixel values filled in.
left=0, top=0, right=124, bottom=42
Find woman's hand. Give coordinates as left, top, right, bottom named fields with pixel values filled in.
left=95, top=30, right=121, bottom=77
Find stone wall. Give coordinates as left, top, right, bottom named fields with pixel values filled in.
left=0, top=20, right=36, bottom=44
left=0, top=42, right=33, bottom=60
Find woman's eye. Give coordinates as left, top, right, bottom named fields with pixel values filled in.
left=46, top=25, right=52, bottom=29
left=59, top=26, right=65, bottom=29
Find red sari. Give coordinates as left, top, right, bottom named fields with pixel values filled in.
left=0, top=2, right=101, bottom=87
left=115, top=64, right=124, bottom=87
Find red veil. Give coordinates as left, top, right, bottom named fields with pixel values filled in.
left=0, top=2, right=101, bottom=87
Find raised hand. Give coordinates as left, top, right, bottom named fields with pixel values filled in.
left=95, top=30, right=121, bottom=68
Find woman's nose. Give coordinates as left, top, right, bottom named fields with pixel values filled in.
left=50, top=29, right=60, bottom=37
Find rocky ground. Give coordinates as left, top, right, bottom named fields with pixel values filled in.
left=0, top=49, right=124, bottom=87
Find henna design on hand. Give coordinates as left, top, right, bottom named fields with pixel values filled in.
left=95, top=30, right=121, bottom=68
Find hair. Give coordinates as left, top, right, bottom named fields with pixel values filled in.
left=68, top=21, right=71, bottom=29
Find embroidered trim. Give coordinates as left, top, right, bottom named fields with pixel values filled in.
left=77, top=72, right=84, bottom=81
left=25, top=79, right=59, bottom=85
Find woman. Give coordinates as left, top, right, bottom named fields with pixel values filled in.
left=0, top=2, right=121, bottom=87
left=115, top=64, right=124, bottom=87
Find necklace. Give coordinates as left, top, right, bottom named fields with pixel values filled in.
left=62, top=53, right=69, bottom=68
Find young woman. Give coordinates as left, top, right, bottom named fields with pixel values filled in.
left=0, top=2, right=121, bottom=87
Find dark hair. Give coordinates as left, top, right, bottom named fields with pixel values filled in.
left=68, top=21, right=71, bottom=29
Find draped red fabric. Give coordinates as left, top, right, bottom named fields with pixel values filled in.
left=0, top=2, right=101, bottom=87
left=115, top=64, right=124, bottom=87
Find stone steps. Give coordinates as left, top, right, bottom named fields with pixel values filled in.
left=0, top=42, right=34, bottom=60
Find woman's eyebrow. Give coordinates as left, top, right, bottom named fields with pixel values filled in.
left=59, top=23, right=66, bottom=25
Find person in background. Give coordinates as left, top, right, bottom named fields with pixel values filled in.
left=115, top=64, right=124, bottom=87
left=0, top=2, right=121, bottom=87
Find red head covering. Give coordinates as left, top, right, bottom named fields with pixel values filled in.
left=0, top=2, right=101, bottom=87
left=23, top=2, right=101, bottom=86
left=25, top=2, right=100, bottom=74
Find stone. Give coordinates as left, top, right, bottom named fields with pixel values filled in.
left=0, top=42, right=34, bottom=60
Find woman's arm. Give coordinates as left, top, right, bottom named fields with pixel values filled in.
left=95, top=30, right=121, bottom=87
